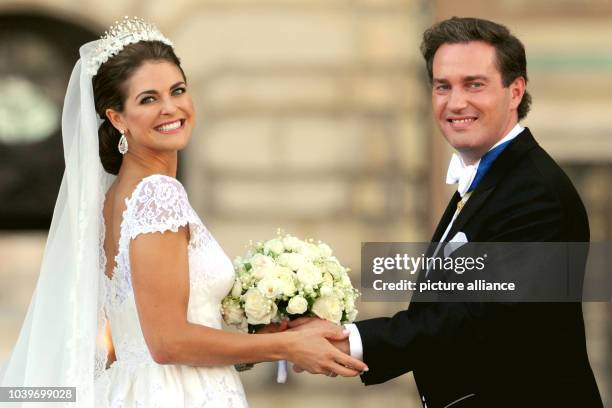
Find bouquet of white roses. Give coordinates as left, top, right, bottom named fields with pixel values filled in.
left=222, top=233, right=360, bottom=332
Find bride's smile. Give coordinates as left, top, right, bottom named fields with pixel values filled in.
left=154, top=118, right=186, bottom=134
left=107, top=60, right=195, bottom=156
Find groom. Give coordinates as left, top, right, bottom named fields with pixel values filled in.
left=291, top=17, right=603, bottom=407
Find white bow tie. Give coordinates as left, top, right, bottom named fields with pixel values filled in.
left=446, top=153, right=479, bottom=197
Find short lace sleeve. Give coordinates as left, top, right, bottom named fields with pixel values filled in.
left=127, top=175, right=193, bottom=239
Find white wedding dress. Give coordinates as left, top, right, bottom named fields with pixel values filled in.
left=95, top=174, right=248, bottom=407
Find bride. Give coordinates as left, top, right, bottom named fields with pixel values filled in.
left=0, top=17, right=367, bottom=407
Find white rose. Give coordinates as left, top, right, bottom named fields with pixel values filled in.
left=296, top=262, right=323, bottom=287
left=311, top=295, right=343, bottom=324
left=251, top=263, right=275, bottom=280
left=320, top=285, right=334, bottom=297
left=282, top=235, right=303, bottom=252
left=231, top=279, right=243, bottom=297
left=222, top=298, right=247, bottom=329
left=263, top=239, right=284, bottom=256
left=298, top=242, right=319, bottom=261
left=318, top=243, right=333, bottom=258
left=286, top=295, right=308, bottom=315
left=333, top=286, right=346, bottom=300
left=255, top=265, right=296, bottom=298
left=277, top=252, right=306, bottom=271
left=324, top=260, right=344, bottom=278
left=275, top=266, right=297, bottom=297
left=243, top=288, right=277, bottom=325
left=257, top=277, right=283, bottom=299
left=250, top=253, right=275, bottom=269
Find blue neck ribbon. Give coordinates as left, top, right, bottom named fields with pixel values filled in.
left=467, top=138, right=514, bottom=193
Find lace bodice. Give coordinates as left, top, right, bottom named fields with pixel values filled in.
left=97, top=175, right=247, bottom=407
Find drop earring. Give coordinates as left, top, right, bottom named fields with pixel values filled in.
left=118, top=129, right=128, bottom=154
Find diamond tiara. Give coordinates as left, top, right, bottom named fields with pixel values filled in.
left=86, top=16, right=173, bottom=75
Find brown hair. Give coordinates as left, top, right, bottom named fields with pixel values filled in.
left=421, top=17, right=532, bottom=120
left=92, top=41, right=185, bottom=175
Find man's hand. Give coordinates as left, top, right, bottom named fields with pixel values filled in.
left=255, top=319, right=289, bottom=334
left=287, top=317, right=356, bottom=375
left=283, top=319, right=367, bottom=377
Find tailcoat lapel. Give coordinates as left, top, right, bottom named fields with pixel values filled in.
left=445, top=128, right=539, bottom=242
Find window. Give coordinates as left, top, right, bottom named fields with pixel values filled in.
left=0, top=13, right=97, bottom=229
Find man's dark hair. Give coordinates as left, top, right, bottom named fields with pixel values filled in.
left=421, top=17, right=531, bottom=120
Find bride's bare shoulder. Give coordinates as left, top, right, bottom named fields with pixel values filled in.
left=106, top=176, right=144, bottom=205
left=103, top=177, right=140, bottom=227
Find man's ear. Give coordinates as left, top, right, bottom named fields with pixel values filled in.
left=509, top=76, right=526, bottom=111
left=105, top=108, right=126, bottom=133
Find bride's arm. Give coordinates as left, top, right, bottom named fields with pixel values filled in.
left=130, top=226, right=367, bottom=377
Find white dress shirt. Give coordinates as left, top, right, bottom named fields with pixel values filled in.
left=345, top=123, right=525, bottom=361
